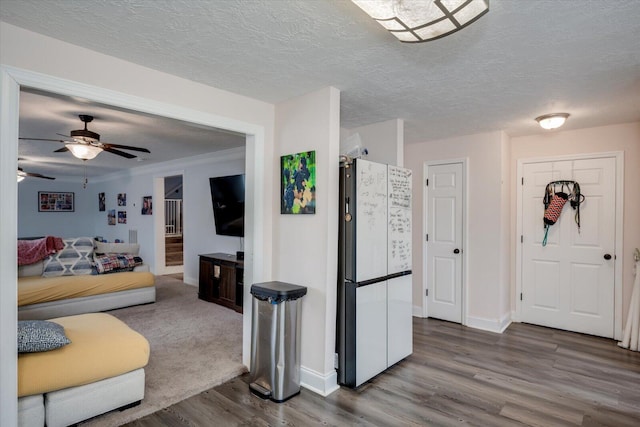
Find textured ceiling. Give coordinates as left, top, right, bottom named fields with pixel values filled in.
left=2, top=0, right=640, bottom=178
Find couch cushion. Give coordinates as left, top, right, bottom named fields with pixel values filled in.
left=18, top=260, right=44, bottom=278
left=94, top=241, right=140, bottom=255
left=18, top=313, right=150, bottom=397
left=43, top=237, right=94, bottom=277
left=18, top=272, right=155, bottom=307
left=18, top=320, right=71, bottom=353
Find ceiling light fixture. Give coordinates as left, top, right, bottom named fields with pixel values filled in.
left=352, top=0, right=489, bottom=43
left=66, top=143, right=103, bottom=160
left=535, top=113, right=570, bottom=130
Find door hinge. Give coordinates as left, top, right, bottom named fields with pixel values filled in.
left=520, top=293, right=523, bottom=301
left=426, top=234, right=429, bottom=242
left=521, top=177, right=524, bottom=185
left=521, top=235, right=523, bottom=243
left=426, top=178, right=429, bottom=186
left=426, top=289, right=429, bottom=297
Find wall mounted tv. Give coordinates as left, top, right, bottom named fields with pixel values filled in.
left=209, top=174, right=245, bottom=237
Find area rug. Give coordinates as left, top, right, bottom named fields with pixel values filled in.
left=81, top=275, right=246, bottom=426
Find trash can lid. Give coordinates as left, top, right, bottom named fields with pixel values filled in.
left=251, top=281, right=307, bottom=302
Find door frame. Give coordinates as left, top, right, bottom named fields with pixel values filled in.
left=154, top=172, right=185, bottom=275
left=422, top=158, right=469, bottom=324
left=0, top=65, right=268, bottom=423
left=515, top=151, right=624, bottom=339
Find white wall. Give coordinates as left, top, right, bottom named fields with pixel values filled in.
left=405, top=131, right=511, bottom=331
left=273, top=86, right=341, bottom=396
left=1, top=22, right=275, bottom=426
left=342, top=119, right=404, bottom=166
left=18, top=179, right=96, bottom=238
left=510, top=122, right=640, bottom=321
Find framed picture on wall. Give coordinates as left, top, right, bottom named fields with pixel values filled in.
left=98, top=192, right=106, bottom=211
left=280, top=150, right=316, bottom=214
left=38, top=191, right=74, bottom=212
left=141, top=196, right=152, bottom=215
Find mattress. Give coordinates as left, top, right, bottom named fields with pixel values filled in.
left=18, top=313, right=150, bottom=397
left=18, top=271, right=154, bottom=306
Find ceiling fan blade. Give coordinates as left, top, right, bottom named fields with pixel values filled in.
left=19, top=137, right=68, bottom=143
left=103, top=147, right=137, bottom=159
left=26, top=172, right=55, bottom=180
left=56, top=133, right=72, bottom=138
left=102, top=143, right=151, bottom=153
left=54, top=147, right=69, bottom=153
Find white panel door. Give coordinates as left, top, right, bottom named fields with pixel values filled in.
left=356, top=281, right=387, bottom=386
left=387, top=275, right=412, bottom=366
left=521, top=157, right=616, bottom=337
left=356, top=159, right=388, bottom=282
left=426, top=163, right=463, bottom=323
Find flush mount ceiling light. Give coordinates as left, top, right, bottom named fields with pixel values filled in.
left=351, top=0, right=489, bottom=43
left=65, top=142, right=103, bottom=160
left=535, top=113, right=570, bottom=130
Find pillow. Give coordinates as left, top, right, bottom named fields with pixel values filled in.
left=94, top=241, right=140, bottom=255
left=42, top=237, right=94, bottom=277
left=18, top=260, right=44, bottom=277
left=18, top=320, right=71, bottom=353
left=94, top=253, right=143, bottom=274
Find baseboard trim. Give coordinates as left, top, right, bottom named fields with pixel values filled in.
left=300, top=366, right=339, bottom=397
left=412, top=305, right=424, bottom=318
left=466, top=312, right=512, bottom=334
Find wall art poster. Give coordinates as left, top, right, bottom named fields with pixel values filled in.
left=98, top=192, right=106, bottom=211
left=141, top=196, right=152, bottom=215
left=118, top=211, right=127, bottom=224
left=281, top=150, right=316, bottom=214
left=117, top=193, right=127, bottom=206
left=108, top=209, right=116, bottom=225
left=38, top=192, right=74, bottom=212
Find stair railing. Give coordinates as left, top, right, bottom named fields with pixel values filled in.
left=165, top=199, right=183, bottom=236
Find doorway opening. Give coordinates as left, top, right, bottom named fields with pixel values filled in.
left=164, top=174, right=183, bottom=270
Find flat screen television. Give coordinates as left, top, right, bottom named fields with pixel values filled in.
left=209, top=174, right=245, bottom=237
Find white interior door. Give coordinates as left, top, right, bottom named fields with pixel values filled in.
left=521, top=157, right=616, bottom=338
left=426, top=162, right=463, bottom=323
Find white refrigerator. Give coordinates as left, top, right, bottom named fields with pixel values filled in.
left=337, top=158, right=413, bottom=388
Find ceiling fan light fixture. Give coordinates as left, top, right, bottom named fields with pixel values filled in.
left=352, top=0, right=489, bottom=43
left=535, top=113, right=570, bottom=130
left=17, top=174, right=25, bottom=183
left=66, top=143, right=102, bottom=160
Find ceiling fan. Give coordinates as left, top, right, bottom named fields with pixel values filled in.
left=19, top=114, right=151, bottom=160
left=17, top=167, right=55, bottom=182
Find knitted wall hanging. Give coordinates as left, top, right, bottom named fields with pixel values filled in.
left=542, top=180, right=585, bottom=246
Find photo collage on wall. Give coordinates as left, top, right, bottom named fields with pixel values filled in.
left=100, top=192, right=152, bottom=225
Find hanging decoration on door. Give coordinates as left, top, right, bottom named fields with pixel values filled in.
left=542, top=180, right=585, bottom=246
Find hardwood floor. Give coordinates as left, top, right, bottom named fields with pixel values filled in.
left=126, top=319, right=640, bottom=426
left=165, top=235, right=183, bottom=266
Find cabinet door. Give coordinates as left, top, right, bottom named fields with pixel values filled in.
left=198, top=258, right=214, bottom=301
left=218, top=263, right=236, bottom=306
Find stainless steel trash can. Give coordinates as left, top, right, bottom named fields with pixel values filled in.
left=249, top=281, right=307, bottom=403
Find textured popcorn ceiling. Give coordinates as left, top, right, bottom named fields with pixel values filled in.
left=2, top=0, right=640, bottom=178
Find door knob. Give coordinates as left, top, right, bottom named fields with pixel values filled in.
left=603, top=253, right=612, bottom=260
left=453, top=248, right=460, bottom=254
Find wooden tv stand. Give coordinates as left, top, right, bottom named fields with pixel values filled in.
left=198, top=253, right=244, bottom=313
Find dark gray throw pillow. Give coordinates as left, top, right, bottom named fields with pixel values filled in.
left=18, top=320, right=71, bottom=353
